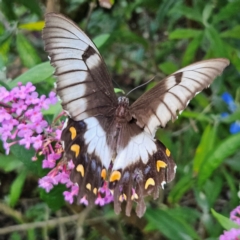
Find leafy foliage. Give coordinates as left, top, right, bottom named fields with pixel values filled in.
left=0, top=0, right=240, bottom=239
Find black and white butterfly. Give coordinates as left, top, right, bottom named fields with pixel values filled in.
left=43, top=13, right=229, bottom=217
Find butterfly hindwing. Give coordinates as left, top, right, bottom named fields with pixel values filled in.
left=61, top=117, right=112, bottom=204
left=130, top=59, right=230, bottom=136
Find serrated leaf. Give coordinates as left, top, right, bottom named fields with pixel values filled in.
left=16, top=33, right=41, bottom=68
left=198, top=133, right=240, bottom=187
left=169, top=29, right=202, bottom=40
left=8, top=62, right=54, bottom=88
left=93, top=33, right=110, bottom=48
left=9, top=170, right=27, bottom=207
left=211, top=209, right=240, bottom=230
left=145, top=208, right=200, bottom=240
left=193, top=124, right=217, bottom=173
left=19, top=21, right=45, bottom=31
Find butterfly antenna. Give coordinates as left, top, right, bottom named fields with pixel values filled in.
left=113, top=79, right=121, bottom=89
left=126, top=76, right=155, bottom=96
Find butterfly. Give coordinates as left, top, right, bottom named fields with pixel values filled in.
left=43, top=13, right=229, bottom=217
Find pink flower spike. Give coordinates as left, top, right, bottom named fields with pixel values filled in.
left=17, top=123, right=33, bottom=138
left=80, top=196, right=88, bottom=206
left=12, top=100, right=27, bottom=116
left=33, top=120, right=48, bottom=134
left=38, top=176, right=55, bottom=192
left=0, top=108, right=12, bottom=122
left=230, top=206, right=240, bottom=225
left=0, top=87, right=9, bottom=101
left=25, top=107, right=42, bottom=123
left=31, top=135, right=43, bottom=150
left=220, top=228, right=240, bottom=240
left=48, top=91, right=58, bottom=105
left=38, top=95, right=51, bottom=110
left=25, top=91, right=39, bottom=105
left=25, top=82, right=36, bottom=93
left=19, top=135, right=32, bottom=149
left=95, top=195, right=105, bottom=206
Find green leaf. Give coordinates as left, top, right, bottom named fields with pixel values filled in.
left=39, top=185, right=66, bottom=211
left=204, top=26, right=228, bottom=58
left=16, top=33, right=41, bottom=68
left=180, top=111, right=211, bottom=122
left=0, top=153, right=23, bottom=172
left=8, top=62, right=54, bottom=88
left=1, top=0, right=16, bottom=20
left=198, top=133, right=240, bottom=187
left=42, top=101, right=62, bottom=120
left=145, top=208, right=200, bottom=240
left=114, top=88, right=125, bottom=94
left=19, top=21, right=45, bottom=31
left=221, top=25, right=240, bottom=39
left=171, top=6, right=202, bottom=23
left=93, top=33, right=110, bottom=48
left=158, top=61, right=178, bottom=75
left=18, top=0, right=41, bottom=16
left=213, top=0, right=240, bottom=24
left=9, top=170, right=27, bottom=207
left=169, top=29, right=202, bottom=40
left=211, top=209, right=240, bottom=230
left=10, top=145, right=47, bottom=177
left=168, top=173, right=193, bottom=204
left=182, top=34, right=203, bottom=66
left=202, top=4, right=214, bottom=26
left=193, top=124, right=217, bottom=173
left=221, top=109, right=240, bottom=123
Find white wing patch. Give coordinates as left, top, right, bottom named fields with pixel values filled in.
left=113, top=132, right=157, bottom=170
left=86, top=53, right=101, bottom=69
left=141, top=59, right=230, bottom=135
left=84, top=117, right=112, bottom=168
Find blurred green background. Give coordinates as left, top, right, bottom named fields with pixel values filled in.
left=0, top=0, right=240, bottom=239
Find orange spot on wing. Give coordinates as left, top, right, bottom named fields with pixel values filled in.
left=76, top=164, right=84, bottom=177
left=69, top=127, right=77, bottom=140
left=71, top=144, right=80, bottom=157
left=156, top=160, right=167, bottom=172
left=145, top=178, right=155, bottom=189
left=101, top=168, right=107, bottom=180
left=109, top=171, right=121, bottom=182
left=166, top=148, right=171, bottom=157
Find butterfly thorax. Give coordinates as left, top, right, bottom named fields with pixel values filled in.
left=115, top=96, right=132, bottom=125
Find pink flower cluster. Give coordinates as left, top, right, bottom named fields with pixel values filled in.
left=0, top=82, right=57, bottom=154
left=39, top=159, right=114, bottom=207
left=1, top=82, right=113, bottom=207
left=220, top=206, right=240, bottom=240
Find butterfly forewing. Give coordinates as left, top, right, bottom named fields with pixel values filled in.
left=43, top=13, right=117, bottom=121
left=43, top=13, right=229, bottom=218
left=130, top=58, right=230, bottom=136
